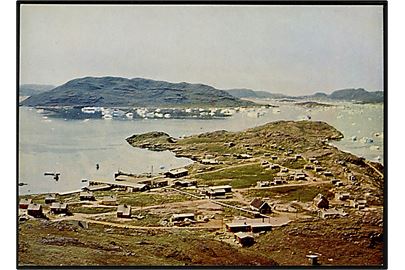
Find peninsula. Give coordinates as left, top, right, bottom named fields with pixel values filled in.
left=18, top=120, right=384, bottom=266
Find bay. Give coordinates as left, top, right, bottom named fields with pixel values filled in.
left=18, top=102, right=383, bottom=195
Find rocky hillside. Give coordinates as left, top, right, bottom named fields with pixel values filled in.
left=21, top=77, right=255, bottom=107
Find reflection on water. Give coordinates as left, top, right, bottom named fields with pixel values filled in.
left=18, top=102, right=383, bottom=195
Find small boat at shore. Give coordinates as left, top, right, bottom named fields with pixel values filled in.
left=18, top=182, right=28, bottom=186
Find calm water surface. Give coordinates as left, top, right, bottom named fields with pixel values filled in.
left=19, top=102, right=383, bottom=195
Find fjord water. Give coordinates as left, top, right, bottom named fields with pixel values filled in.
left=18, top=102, right=383, bottom=195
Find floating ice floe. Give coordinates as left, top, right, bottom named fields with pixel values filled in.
left=360, top=137, right=374, bottom=144
left=370, top=145, right=380, bottom=151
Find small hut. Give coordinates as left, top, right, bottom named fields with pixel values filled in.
left=234, top=232, right=254, bottom=247
left=313, top=194, right=329, bottom=209
left=250, top=198, right=272, bottom=214
left=19, top=198, right=32, bottom=209
left=80, top=191, right=95, bottom=201
left=45, top=194, right=57, bottom=204
left=27, top=204, right=43, bottom=217
left=117, top=204, right=131, bottom=218
left=50, top=202, right=68, bottom=214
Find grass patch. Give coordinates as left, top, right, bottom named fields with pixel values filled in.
left=69, top=204, right=115, bottom=214
left=117, top=193, right=191, bottom=207
left=242, top=184, right=333, bottom=202
left=195, top=163, right=275, bottom=188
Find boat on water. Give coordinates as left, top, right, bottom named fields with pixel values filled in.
left=44, top=172, right=60, bottom=176
left=81, top=179, right=88, bottom=183
left=103, top=114, right=113, bottom=120
left=126, top=112, right=134, bottom=119
left=18, top=182, right=28, bottom=186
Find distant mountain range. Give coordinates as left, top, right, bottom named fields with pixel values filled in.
left=225, top=88, right=384, bottom=103
left=20, top=77, right=384, bottom=107
left=224, top=88, right=288, bottom=99
left=19, top=84, right=55, bottom=96
left=21, top=77, right=255, bottom=107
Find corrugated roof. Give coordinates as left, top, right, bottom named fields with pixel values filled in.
left=250, top=198, right=265, bottom=209
left=172, top=213, right=195, bottom=219
left=210, top=185, right=232, bottom=190
left=50, top=202, right=67, bottom=209
left=117, top=204, right=131, bottom=215
left=27, top=204, right=41, bottom=211
left=20, top=198, right=32, bottom=204
left=234, top=232, right=254, bottom=239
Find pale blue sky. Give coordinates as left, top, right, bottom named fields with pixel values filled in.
left=20, top=4, right=383, bottom=95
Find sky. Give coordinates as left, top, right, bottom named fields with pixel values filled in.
left=20, top=4, right=384, bottom=96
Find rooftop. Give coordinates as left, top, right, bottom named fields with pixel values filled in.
left=209, top=185, right=232, bottom=190
left=234, top=232, right=254, bottom=239
left=250, top=198, right=266, bottom=209
left=20, top=198, right=32, bottom=204
left=27, top=204, right=41, bottom=211
left=172, top=213, right=195, bottom=219
left=117, top=204, right=131, bottom=215
left=50, top=202, right=67, bottom=209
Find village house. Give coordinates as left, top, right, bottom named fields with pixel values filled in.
left=170, top=213, right=195, bottom=223
left=295, top=154, right=302, bottom=159
left=335, top=181, right=344, bottom=187
left=323, top=171, right=333, bottom=177
left=224, top=142, right=236, bottom=147
left=173, top=180, right=197, bottom=187
left=27, top=204, right=43, bottom=217
left=205, top=185, right=232, bottom=199
left=250, top=222, right=272, bottom=233
left=225, top=223, right=250, bottom=233
left=235, top=153, right=252, bottom=159
left=84, top=184, right=112, bottom=192
left=271, top=155, right=278, bottom=160
left=117, top=204, right=131, bottom=218
left=250, top=198, right=272, bottom=214
left=50, top=202, right=68, bottom=214
left=281, top=168, right=289, bottom=173
left=313, top=194, right=329, bottom=209
left=126, top=183, right=149, bottom=192
left=44, top=194, right=57, bottom=204
left=101, top=195, right=117, bottom=206
left=331, top=178, right=341, bottom=185
left=152, top=179, right=168, bottom=188
left=272, top=177, right=286, bottom=185
left=164, top=168, right=189, bottom=178
left=314, top=166, right=324, bottom=172
left=207, top=188, right=226, bottom=198
left=335, top=193, right=350, bottom=201
left=234, top=232, right=255, bottom=247
left=201, top=159, right=219, bottom=165
left=295, top=173, right=306, bottom=181
left=270, top=164, right=280, bottom=170
left=19, top=198, right=32, bottom=209
left=309, top=157, right=317, bottom=163
left=80, top=191, right=95, bottom=201
left=304, top=164, right=314, bottom=170
left=318, top=208, right=347, bottom=219
left=256, top=181, right=270, bottom=188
